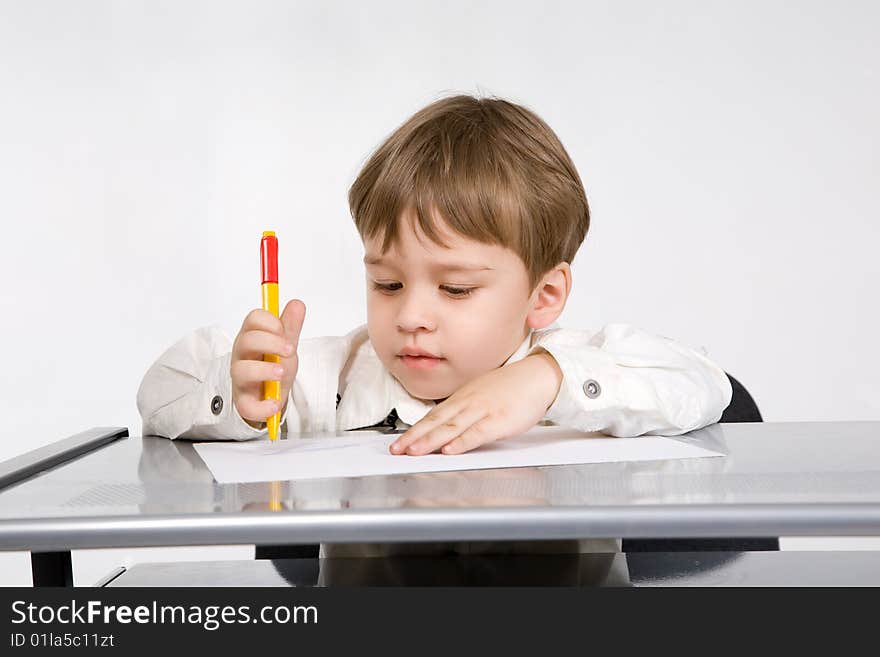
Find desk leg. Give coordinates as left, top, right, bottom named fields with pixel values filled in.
left=31, top=551, right=73, bottom=587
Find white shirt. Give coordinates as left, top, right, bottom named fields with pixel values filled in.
left=135, top=322, right=731, bottom=567
left=136, top=322, right=732, bottom=442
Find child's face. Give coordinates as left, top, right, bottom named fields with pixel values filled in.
left=364, top=210, right=540, bottom=402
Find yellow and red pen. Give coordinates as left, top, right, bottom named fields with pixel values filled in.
left=260, top=230, right=281, bottom=441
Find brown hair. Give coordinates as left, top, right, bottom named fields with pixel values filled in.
left=348, top=95, right=590, bottom=292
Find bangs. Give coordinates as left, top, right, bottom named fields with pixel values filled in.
left=352, top=118, right=523, bottom=259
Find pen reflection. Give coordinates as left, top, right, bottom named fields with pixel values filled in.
left=242, top=480, right=289, bottom=512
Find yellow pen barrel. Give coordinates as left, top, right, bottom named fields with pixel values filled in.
left=262, top=282, right=281, bottom=441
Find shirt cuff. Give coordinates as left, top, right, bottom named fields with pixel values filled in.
left=525, top=342, right=620, bottom=433
left=184, top=352, right=292, bottom=441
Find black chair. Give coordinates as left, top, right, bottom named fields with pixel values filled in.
left=719, top=372, right=764, bottom=424
left=622, top=372, right=778, bottom=553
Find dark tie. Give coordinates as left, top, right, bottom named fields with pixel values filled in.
left=347, top=407, right=400, bottom=433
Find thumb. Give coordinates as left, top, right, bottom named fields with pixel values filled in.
left=277, top=300, right=305, bottom=412
left=280, top=299, right=306, bottom=347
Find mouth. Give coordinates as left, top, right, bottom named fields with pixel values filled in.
left=398, top=354, right=446, bottom=370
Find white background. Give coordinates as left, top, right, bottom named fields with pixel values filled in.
left=1, top=1, right=878, bottom=585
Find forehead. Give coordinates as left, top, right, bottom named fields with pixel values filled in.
left=363, top=212, right=504, bottom=266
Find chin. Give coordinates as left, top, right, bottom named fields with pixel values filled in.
left=404, top=384, right=447, bottom=401
left=397, top=378, right=452, bottom=403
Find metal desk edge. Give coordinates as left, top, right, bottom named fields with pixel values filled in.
left=0, top=427, right=129, bottom=491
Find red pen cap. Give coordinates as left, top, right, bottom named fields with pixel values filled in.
left=260, top=231, right=278, bottom=284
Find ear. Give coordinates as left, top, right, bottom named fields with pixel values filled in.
left=526, top=262, right=572, bottom=330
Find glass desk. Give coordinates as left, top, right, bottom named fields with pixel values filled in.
left=1, top=421, right=879, bottom=585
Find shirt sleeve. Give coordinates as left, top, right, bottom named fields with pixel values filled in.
left=136, top=326, right=296, bottom=440
left=526, top=323, right=733, bottom=437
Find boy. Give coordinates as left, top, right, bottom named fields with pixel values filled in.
left=137, top=95, right=731, bottom=568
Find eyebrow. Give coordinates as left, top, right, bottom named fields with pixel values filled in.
left=363, top=255, right=494, bottom=272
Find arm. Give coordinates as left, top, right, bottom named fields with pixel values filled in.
left=136, top=326, right=299, bottom=440
left=527, top=323, right=733, bottom=437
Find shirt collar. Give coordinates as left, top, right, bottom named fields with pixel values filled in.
left=336, top=326, right=544, bottom=431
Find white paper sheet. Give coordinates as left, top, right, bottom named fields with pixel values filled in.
left=193, top=425, right=724, bottom=484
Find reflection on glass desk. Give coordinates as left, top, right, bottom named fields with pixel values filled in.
left=102, top=551, right=880, bottom=587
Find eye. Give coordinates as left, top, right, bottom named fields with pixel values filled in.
left=372, top=282, right=402, bottom=293
left=371, top=282, right=476, bottom=298
left=441, top=286, right=475, bottom=298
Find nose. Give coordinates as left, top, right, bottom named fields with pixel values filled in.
left=395, top=287, right=437, bottom=333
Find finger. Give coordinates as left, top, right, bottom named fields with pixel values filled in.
left=280, top=299, right=306, bottom=346
left=405, top=406, right=490, bottom=456
left=231, top=359, right=286, bottom=386
left=389, top=403, right=458, bottom=454
left=441, top=417, right=503, bottom=455
left=235, top=330, right=294, bottom=361
left=235, top=395, right=282, bottom=423
left=240, top=308, right=284, bottom=335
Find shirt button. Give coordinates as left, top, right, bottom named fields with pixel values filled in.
left=210, top=395, right=224, bottom=415
left=582, top=379, right=601, bottom=399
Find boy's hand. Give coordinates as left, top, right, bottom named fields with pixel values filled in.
left=231, top=299, right=306, bottom=428
left=389, top=351, right=563, bottom=456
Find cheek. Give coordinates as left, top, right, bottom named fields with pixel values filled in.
left=365, top=294, right=389, bottom=324
left=366, top=302, right=394, bottom=350
left=458, top=295, right=521, bottom=335
left=450, top=298, right=527, bottom=361
left=447, top=320, right=505, bottom=363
